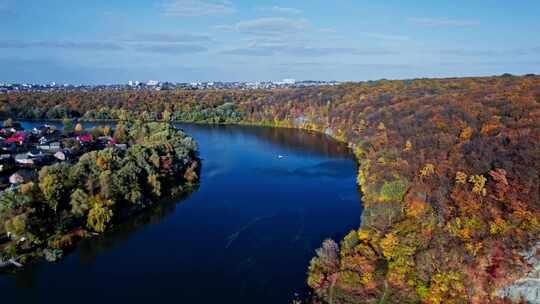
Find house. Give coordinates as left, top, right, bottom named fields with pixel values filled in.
left=5, top=131, right=25, bottom=145
left=38, top=141, right=61, bottom=152
left=9, top=169, right=37, bottom=185
left=15, top=153, right=34, bottom=166
left=76, top=134, right=92, bottom=143
left=54, top=150, right=73, bottom=161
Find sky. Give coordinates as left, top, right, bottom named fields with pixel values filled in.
left=0, top=0, right=539, bottom=84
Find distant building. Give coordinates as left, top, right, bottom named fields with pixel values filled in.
left=282, top=78, right=296, bottom=85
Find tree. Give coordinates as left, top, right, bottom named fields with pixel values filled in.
left=460, top=127, right=473, bottom=140
left=147, top=174, right=161, bottom=197
left=419, top=163, right=435, bottom=178
left=75, top=123, right=83, bottom=133
left=70, top=189, right=89, bottom=217
left=86, top=195, right=114, bottom=233
left=379, top=179, right=409, bottom=202
left=162, top=110, right=171, bottom=122
left=38, top=164, right=71, bottom=212
left=63, top=118, right=73, bottom=136
left=4, top=213, right=28, bottom=240
left=103, top=125, right=111, bottom=136
left=455, top=171, right=467, bottom=184
left=469, top=175, right=487, bottom=196
left=0, top=189, right=32, bottom=211
left=90, top=127, right=102, bottom=138
left=3, top=118, right=13, bottom=128
left=114, top=124, right=128, bottom=143
left=404, top=140, right=413, bottom=152
left=99, top=170, right=116, bottom=199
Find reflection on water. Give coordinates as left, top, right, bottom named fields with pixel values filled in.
left=179, top=123, right=352, bottom=159
left=1, top=122, right=361, bottom=304
left=254, top=160, right=354, bottom=178
left=77, top=191, right=197, bottom=266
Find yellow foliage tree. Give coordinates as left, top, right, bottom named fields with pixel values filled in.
left=460, top=127, right=473, bottom=140
left=404, top=140, right=413, bottom=152
left=420, top=163, right=435, bottom=178
left=103, top=126, right=111, bottom=136
left=469, top=175, right=487, bottom=196
left=86, top=195, right=114, bottom=233
left=455, top=171, right=468, bottom=184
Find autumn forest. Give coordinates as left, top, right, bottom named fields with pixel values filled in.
left=1, top=74, right=540, bottom=303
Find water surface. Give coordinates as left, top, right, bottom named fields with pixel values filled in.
left=0, top=123, right=361, bottom=303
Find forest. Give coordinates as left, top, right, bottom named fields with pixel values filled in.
left=1, top=74, right=540, bottom=303
left=0, top=121, right=200, bottom=266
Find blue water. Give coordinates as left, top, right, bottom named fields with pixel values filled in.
left=0, top=123, right=361, bottom=303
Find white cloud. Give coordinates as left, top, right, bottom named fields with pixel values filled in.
left=439, top=47, right=540, bottom=57
left=123, top=32, right=212, bottom=43
left=133, top=43, right=207, bottom=54
left=217, top=17, right=310, bottom=36
left=256, top=6, right=302, bottom=15
left=0, top=40, right=123, bottom=51
left=163, top=0, right=235, bottom=17
left=360, top=32, right=410, bottom=41
left=410, top=17, right=480, bottom=28
left=220, top=44, right=398, bottom=57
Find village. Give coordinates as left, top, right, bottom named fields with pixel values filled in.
left=0, top=120, right=124, bottom=190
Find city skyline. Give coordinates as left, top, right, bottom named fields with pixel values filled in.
left=1, top=0, right=539, bottom=84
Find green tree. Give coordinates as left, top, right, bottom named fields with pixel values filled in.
left=63, top=118, right=73, bottom=136
left=162, top=110, right=171, bottom=122
left=4, top=213, right=28, bottom=239
left=70, top=189, right=90, bottom=217
left=39, top=164, right=71, bottom=212
left=90, top=127, right=102, bottom=139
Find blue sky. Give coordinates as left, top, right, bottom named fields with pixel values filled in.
left=0, top=0, right=539, bottom=84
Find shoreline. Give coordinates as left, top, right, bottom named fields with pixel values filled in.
left=0, top=122, right=201, bottom=271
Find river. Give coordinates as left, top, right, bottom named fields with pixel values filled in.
left=0, top=122, right=362, bottom=303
